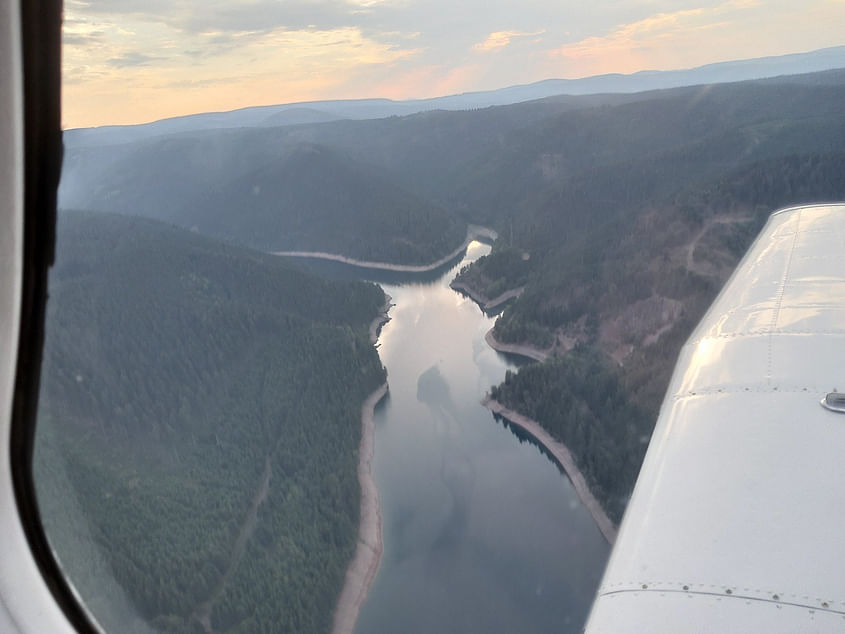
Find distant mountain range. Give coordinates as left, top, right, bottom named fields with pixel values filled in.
left=59, top=66, right=845, bottom=268
left=64, top=45, right=845, bottom=148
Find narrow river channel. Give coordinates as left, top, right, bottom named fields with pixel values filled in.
left=299, top=240, right=609, bottom=632
left=348, top=240, right=610, bottom=634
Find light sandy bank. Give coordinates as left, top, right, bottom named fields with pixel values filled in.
left=484, top=328, right=550, bottom=362
left=333, top=298, right=393, bottom=634
left=450, top=281, right=525, bottom=311
left=332, top=382, right=388, bottom=634
left=273, top=226, right=496, bottom=273
left=482, top=397, right=617, bottom=545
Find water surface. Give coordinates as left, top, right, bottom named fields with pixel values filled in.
left=355, top=241, right=610, bottom=634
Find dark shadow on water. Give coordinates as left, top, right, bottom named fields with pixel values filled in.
left=491, top=412, right=574, bottom=487
left=416, top=365, right=452, bottom=408
left=492, top=350, right=534, bottom=368
left=373, top=389, right=391, bottom=417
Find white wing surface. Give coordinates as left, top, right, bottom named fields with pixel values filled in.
left=586, top=203, right=845, bottom=632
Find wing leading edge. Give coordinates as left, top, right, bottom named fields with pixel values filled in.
left=586, top=203, right=845, bottom=632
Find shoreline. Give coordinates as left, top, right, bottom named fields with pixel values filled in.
left=333, top=296, right=394, bottom=634
left=332, top=382, right=388, bottom=634
left=369, top=294, right=393, bottom=344
left=484, top=328, right=549, bottom=362
left=482, top=397, right=617, bottom=545
left=450, top=280, right=525, bottom=311
left=272, top=226, right=496, bottom=273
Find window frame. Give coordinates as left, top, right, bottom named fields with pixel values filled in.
left=1, top=0, right=100, bottom=630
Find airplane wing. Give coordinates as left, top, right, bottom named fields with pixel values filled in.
left=586, top=203, right=845, bottom=632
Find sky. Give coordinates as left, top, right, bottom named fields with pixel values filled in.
left=63, top=0, right=845, bottom=128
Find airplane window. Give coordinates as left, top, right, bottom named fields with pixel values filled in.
left=26, top=0, right=845, bottom=632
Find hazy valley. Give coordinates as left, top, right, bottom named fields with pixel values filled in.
left=41, top=55, right=845, bottom=632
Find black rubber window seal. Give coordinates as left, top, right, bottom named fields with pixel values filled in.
left=9, top=0, right=101, bottom=631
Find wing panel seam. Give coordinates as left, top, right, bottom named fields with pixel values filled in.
left=596, top=588, right=845, bottom=616
left=685, top=329, right=845, bottom=347
left=767, top=210, right=802, bottom=385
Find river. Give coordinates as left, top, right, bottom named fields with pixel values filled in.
left=302, top=240, right=610, bottom=633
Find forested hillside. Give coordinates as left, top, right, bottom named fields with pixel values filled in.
left=481, top=150, right=845, bottom=514
left=35, top=212, right=387, bottom=633
left=450, top=73, right=845, bottom=517
left=490, top=350, right=651, bottom=523
left=57, top=67, right=845, bottom=523
left=183, top=143, right=465, bottom=263
left=60, top=136, right=465, bottom=266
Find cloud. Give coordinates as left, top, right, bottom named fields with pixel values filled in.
left=60, top=0, right=845, bottom=127
left=473, top=29, right=545, bottom=53
left=549, top=1, right=760, bottom=63
left=164, top=76, right=241, bottom=89
left=107, top=51, right=164, bottom=67
left=362, top=61, right=482, bottom=99
left=67, top=0, right=383, bottom=35
left=63, top=31, right=106, bottom=46
left=63, top=19, right=422, bottom=126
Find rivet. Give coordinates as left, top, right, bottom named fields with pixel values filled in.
left=726, top=589, right=733, bottom=595
left=683, top=585, right=689, bottom=591
left=773, top=594, right=780, bottom=601
left=822, top=392, right=845, bottom=413
left=823, top=602, right=830, bottom=608
left=642, top=584, right=648, bottom=590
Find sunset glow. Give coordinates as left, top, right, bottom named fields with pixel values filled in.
left=63, top=0, right=845, bottom=128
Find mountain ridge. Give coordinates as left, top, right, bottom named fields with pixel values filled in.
left=64, top=45, right=845, bottom=148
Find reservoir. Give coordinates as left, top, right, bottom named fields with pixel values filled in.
left=343, top=241, right=610, bottom=633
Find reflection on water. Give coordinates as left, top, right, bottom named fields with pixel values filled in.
left=354, top=241, right=609, bottom=634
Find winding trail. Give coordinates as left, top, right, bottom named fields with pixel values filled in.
left=686, top=215, right=753, bottom=275
left=193, top=457, right=273, bottom=633
left=482, top=397, right=617, bottom=545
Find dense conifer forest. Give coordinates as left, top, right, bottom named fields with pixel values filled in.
left=35, top=212, right=387, bottom=633
left=490, top=349, right=651, bottom=523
